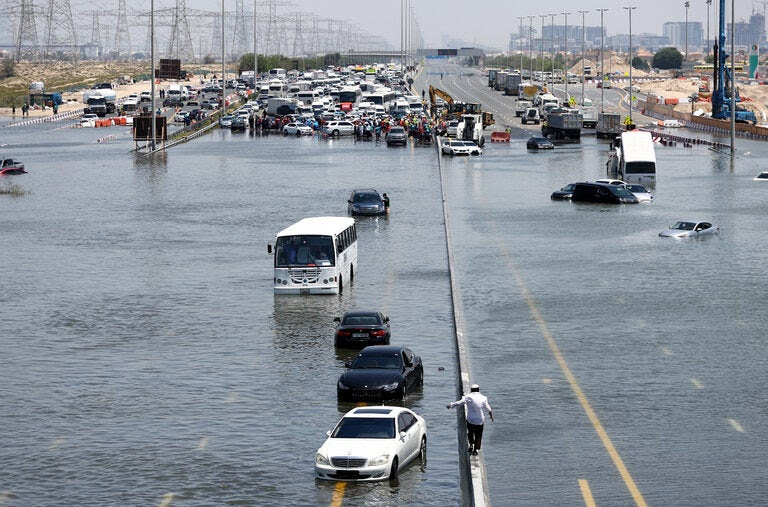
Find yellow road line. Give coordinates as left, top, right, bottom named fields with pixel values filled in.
left=579, top=479, right=596, bottom=507
left=158, top=492, right=174, bottom=507
left=690, top=378, right=703, bottom=389
left=0, top=491, right=11, bottom=506
left=728, top=419, right=745, bottom=433
left=506, top=260, right=647, bottom=507
left=330, top=481, right=346, bottom=507
left=195, top=437, right=209, bottom=450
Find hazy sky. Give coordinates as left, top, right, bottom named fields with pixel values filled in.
left=10, top=1, right=760, bottom=52
left=229, top=0, right=760, bottom=50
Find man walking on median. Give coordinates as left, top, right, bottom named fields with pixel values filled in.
left=447, top=384, right=493, bottom=455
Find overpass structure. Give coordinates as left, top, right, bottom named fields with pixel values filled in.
left=342, top=48, right=485, bottom=66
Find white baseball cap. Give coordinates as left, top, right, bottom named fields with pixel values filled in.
left=471, top=384, right=480, bottom=390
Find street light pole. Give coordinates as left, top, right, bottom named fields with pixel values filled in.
left=562, top=12, right=571, bottom=101
left=222, top=0, right=226, bottom=112
left=539, top=15, right=546, bottom=81
left=528, top=16, right=535, bottom=81
left=684, top=1, right=690, bottom=65
left=150, top=0, right=155, bottom=151
left=706, top=0, right=712, bottom=56
left=518, top=16, right=525, bottom=72
left=578, top=10, right=589, bottom=106
left=624, top=5, right=637, bottom=126
left=730, top=0, right=736, bottom=154
left=597, top=8, right=608, bottom=113
left=550, top=13, right=556, bottom=93
left=253, top=0, right=257, bottom=84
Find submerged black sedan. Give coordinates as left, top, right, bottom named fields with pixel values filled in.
left=337, top=346, right=423, bottom=401
left=334, top=311, right=390, bottom=347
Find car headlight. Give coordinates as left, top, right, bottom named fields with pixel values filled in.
left=337, top=382, right=349, bottom=390
left=381, top=382, right=399, bottom=391
left=368, top=454, right=390, bottom=467
left=315, top=453, right=330, bottom=466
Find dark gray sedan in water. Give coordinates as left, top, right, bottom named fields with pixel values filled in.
left=337, top=346, right=423, bottom=401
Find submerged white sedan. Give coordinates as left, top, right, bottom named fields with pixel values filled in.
left=659, top=221, right=720, bottom=238
left=315, top=406, right=427, bottom=481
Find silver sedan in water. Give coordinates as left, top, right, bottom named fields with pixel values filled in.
left=659, top=221, right=720, bottom=238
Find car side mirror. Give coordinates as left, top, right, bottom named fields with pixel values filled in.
left=333, top=317, right=341, bottom=322
left=267, top=244, right=273, bottom=254
left=399, top=431, right=407, bottom=439
left=384, top=316, right=390, bottom=322
left=344, top=362, right=351, bottom=368
left=326, top=431, right=331, bottom=437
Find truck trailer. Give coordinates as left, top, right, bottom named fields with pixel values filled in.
left=541, top=110, right=583, bottom=139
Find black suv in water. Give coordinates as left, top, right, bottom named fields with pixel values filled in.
left=570, top=182, right=639, bottom=204
left=347, top=189, right=385, bottom=216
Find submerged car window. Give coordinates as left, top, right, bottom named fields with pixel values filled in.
left=674, top=222, right=695, bottom=230
left=354, top=193, right=380, bottom=203
left=612, top=186, right=634, bottom=197
left=351, top=354, right=402, bottom=369
left=332, top=417, right=395, bottom=439
left=342, top=315, right=381, bottom=325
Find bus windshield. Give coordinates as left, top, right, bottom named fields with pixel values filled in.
left=338, top=90, right=360, bottom=103
left=275, top=235, right=335, bottom=267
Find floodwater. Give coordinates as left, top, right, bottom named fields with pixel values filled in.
left=2, top=88, right=768, bottom=506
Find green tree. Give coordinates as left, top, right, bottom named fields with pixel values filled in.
left=652, top=47, right=683, bottom=70
left=631, top=56, right=650, bottom=72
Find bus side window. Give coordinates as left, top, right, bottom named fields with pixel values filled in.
left=336, top=237, right=342, bottom=254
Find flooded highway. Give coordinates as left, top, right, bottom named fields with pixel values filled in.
left=2, top=61, right=768, bottom=506
left=419, top=62, right=768, bottom=505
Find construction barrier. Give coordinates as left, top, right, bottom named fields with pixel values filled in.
left=490, top=131, right=510, bottom=142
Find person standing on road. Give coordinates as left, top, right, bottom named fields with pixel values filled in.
left=382, top=193, right=390, bottom=214
left=447, top=384, right=493, bottom=455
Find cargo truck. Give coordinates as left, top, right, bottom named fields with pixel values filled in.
left=488, top=69, right=498, bottom=88
left=581, top=106, right=597, bottom=128
left=494, top=71, right=508, bottom=92
left=504, top=73, right=522, bottom=96
left=596, top=113, right=623, bottom=138
left=541, top=109, right=583, bottom=139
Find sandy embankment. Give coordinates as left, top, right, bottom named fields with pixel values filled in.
left=0, top=79, right=178, bottom=118
left=0, top=61, right=228, bottom=118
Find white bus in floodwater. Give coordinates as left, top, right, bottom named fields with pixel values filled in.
left=268, top=217, right=358, bottom=295
left=607, top=130, right=657, bottom=186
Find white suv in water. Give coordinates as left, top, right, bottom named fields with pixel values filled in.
left=323, top=120, right=355, bottom=136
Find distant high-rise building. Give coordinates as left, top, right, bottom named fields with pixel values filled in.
left=727, top=14, right=765, bottom=46
left=662, top=21, right=703, bottom=51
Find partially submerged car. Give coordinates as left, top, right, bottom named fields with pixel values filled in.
left=337, top=345, right=423, bottom=401
left=659, top=221, right=720, bottom=238
left=550, top=183, right=576, bottom=200
left=571, top=182, right=639, bottom=204
left=334, top=311, right=390, bottom=347
left=527, top=136, right=554, bottom=150
left=625, top=183, right=654, bottom=202
left=315, top=406, right=427, bottom=481
left=347, top=188, right=385, bottom=216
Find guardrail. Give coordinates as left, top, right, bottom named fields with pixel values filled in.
left=2, top=108, right=85, bottom=128
left=638, top=100, right=768, bottom=140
